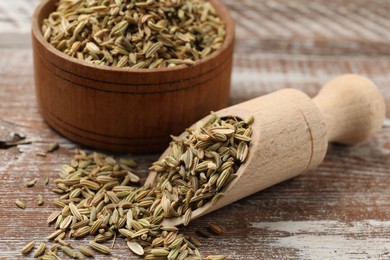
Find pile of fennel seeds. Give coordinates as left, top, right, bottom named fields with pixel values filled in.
left=21, top=113, right=253, bottom=259
left=41, top=0, right=226, bottom=68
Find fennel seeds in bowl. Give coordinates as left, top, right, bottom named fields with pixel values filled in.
left=42, top=0, right=226, bottom=68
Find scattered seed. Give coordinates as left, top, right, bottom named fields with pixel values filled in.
left=127, top=241, right=144, bottom=256
left=89, top=219, right=102, bottom=235
left=78, top=246, right=94, bottom=257
left=36, top=152, right=47, bottom=157
left=150, top=248, right=169, bottom=256
left=33, top=242, right=46, bottom=257
left=59, top=246, right=76, bottom=258
left=26, top=178, right=38, bottom=187
left=52, top=188, right=65, bottom=194
left=57, top=239, right=70, bottom=247
left=40, top=255, right=57, bottom=260
left=54, top=232, right=66, bottom=242
left=207, top=224, right=224, bottom=235
left=75, top=251, right=86, bottom=260
left=47, top=142, right=59, bottom=153
left=47, top=211, right=61, bottom=224
left=69, top=203, right=83, bottom=221
left=73, top=226, right=91, bottom=238
left=189, top=236, right=202, bottom=247
left=60, top=215, right=73, bottom=230
left=37, top=194, right=44, bottom=206
left=71, top=219, right=89, bottom=230
left=21, top=241, right=35, bottom=254
left=89, top=241, right=111, bottom=254
left=168, top=236, right=184, bottom=249
left=15, top=199, right=25, bottom=209
left=47, top=229, right=65, bottom=240
left=44, top=176, right=50, bottom=185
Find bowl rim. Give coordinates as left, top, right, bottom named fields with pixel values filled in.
left=31, top=0, right=235, bottom=75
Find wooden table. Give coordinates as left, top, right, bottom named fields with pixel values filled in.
left=1, top=0, right=390, bottom=259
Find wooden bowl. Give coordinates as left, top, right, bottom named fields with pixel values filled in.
left=31, top=0, right=235, bottom=153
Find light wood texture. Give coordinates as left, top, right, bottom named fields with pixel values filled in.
left=1, top=0, right=390, bottom=259
left=149, top=74, right=385, bottom=227
left=32, top=0, right=234, bottom=153
left=313, top=74, right=386, bottom=144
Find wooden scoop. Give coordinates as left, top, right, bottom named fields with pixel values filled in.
left=145, top=74, right=386, bottom=226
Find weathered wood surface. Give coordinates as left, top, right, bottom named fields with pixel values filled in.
left=1, top=0, right=390, bottom=259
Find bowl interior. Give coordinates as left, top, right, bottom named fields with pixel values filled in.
left=32, top=0, right=235, bottom=77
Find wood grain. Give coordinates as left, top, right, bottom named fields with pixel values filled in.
left=0, top=0, right=390, bottom=259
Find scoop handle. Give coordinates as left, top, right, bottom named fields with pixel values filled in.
left=313, top=74, right=386, bottom=144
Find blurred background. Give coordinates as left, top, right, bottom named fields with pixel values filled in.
left=1, top=0, right=389, bottom=115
